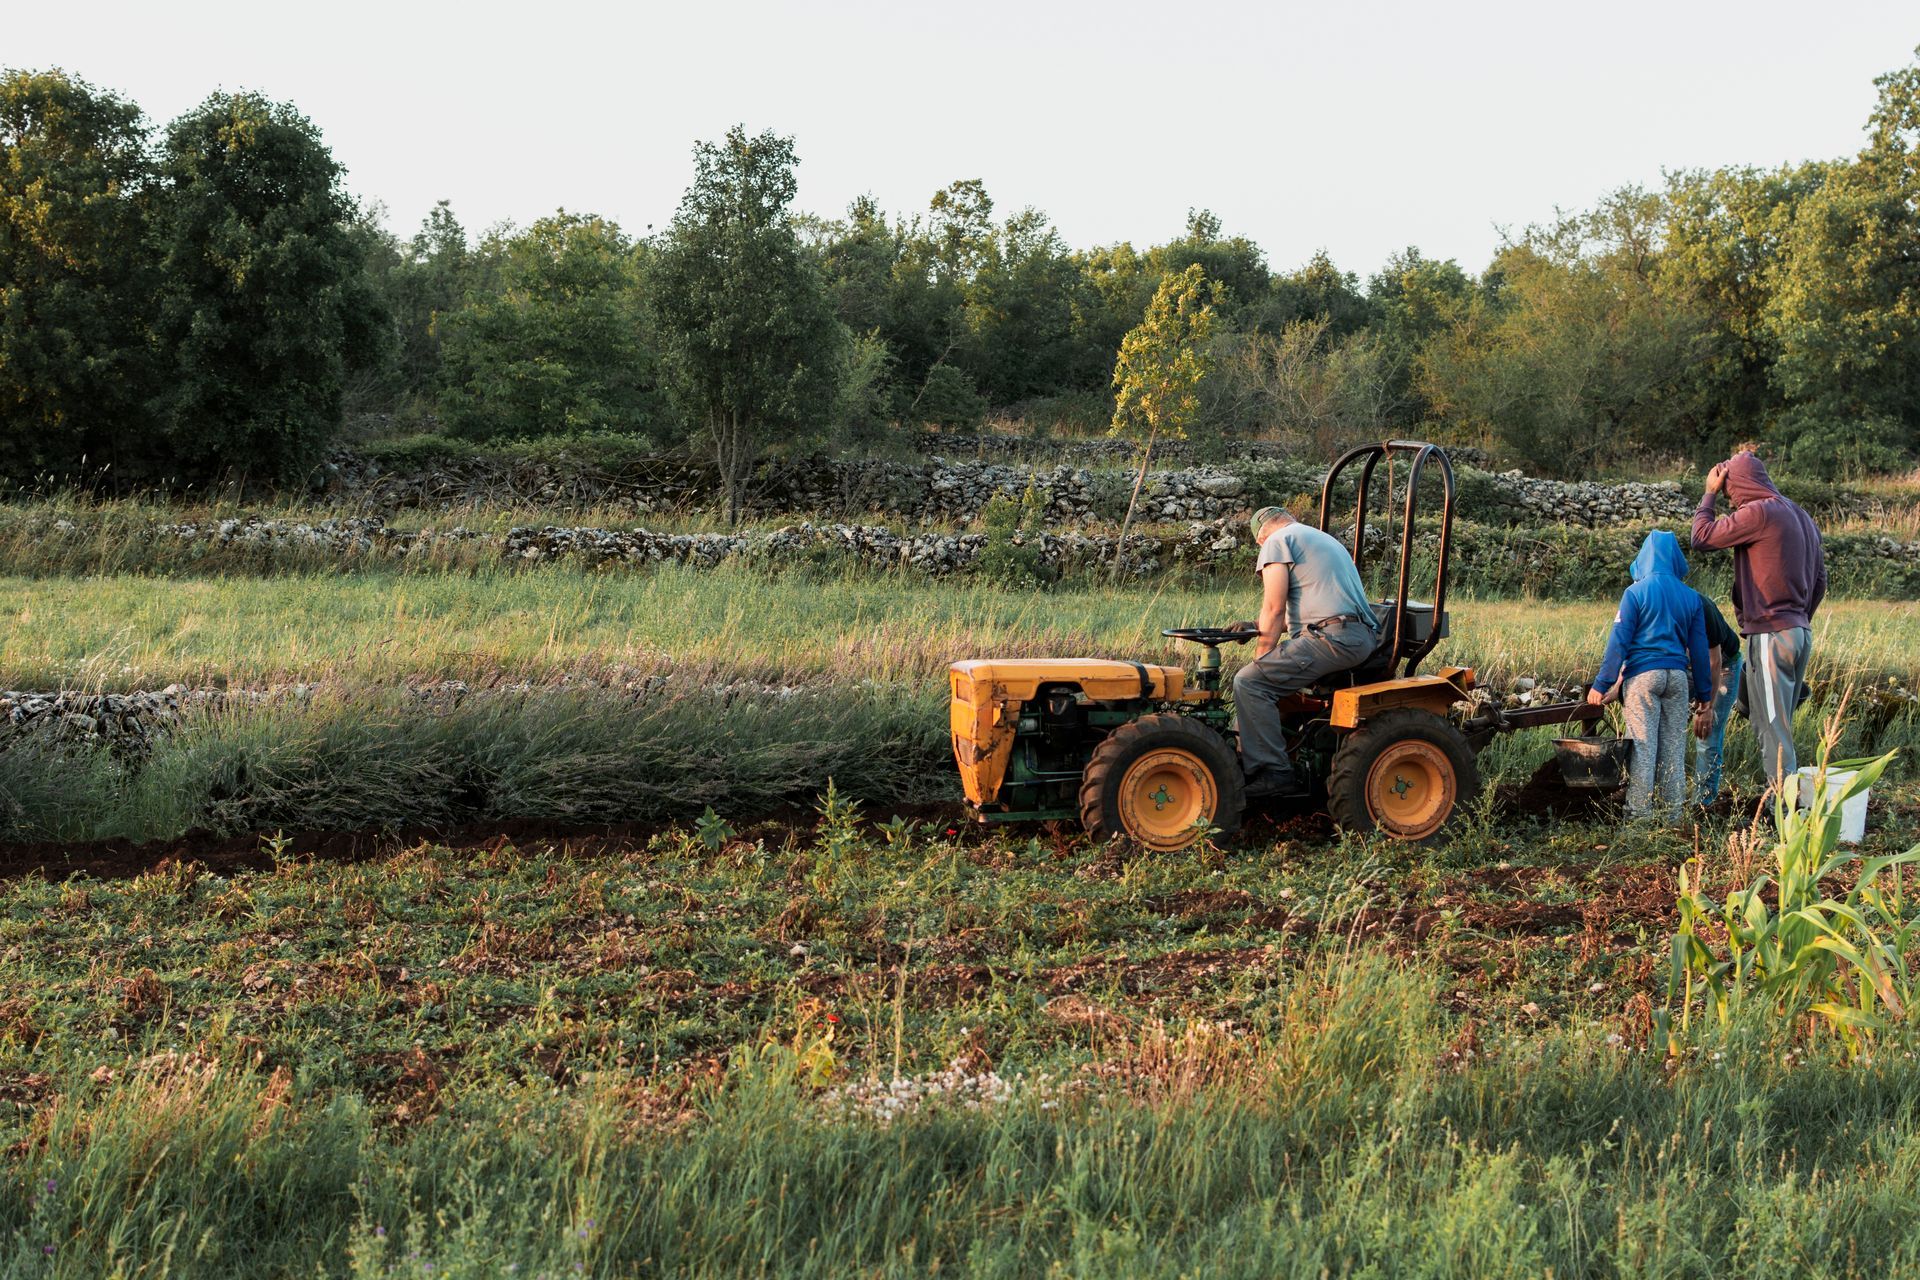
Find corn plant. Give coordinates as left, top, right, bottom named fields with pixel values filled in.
left=1670, top=745, right=1918, bottom=1055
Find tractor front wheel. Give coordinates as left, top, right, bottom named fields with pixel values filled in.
left=1079, top=714, right=1245, bottom=851
left=1327, top=708, right=1479, bottom=842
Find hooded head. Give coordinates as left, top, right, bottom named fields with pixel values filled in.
left=1723, top=452, right=1782, bottom=507
left=1630, top=529, right=1689, bottom=582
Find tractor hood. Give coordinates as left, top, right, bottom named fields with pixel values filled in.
left=949, top=659, right=1186, bottom=704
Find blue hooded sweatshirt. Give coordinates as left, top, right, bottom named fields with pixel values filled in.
left=1592, top=530, right=1713, bottom=703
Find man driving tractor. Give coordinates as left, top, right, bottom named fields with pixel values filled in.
left=1233, top=505, right=1379, bottom=799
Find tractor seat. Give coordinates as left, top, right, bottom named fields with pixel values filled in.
left=1311, top=601, right=1447, bottom=691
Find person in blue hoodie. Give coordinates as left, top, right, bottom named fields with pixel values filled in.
left=1585, top=531, right=1714, bottom=822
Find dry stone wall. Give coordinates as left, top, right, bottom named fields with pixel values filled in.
left=25, top=511, right=1920, bottom=594
left=324, top=445, right=1743, bottom=530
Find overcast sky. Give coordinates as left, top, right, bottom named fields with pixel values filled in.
left=13, top=1, right=1916, bottom=276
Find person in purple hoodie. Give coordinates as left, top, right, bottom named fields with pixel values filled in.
left=1690, top=450, right=1826, bottom=788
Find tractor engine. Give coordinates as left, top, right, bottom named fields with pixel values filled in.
left=949, top=658, right=1239, bottom=848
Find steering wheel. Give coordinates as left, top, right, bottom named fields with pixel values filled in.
left=1162, top=627, right=1256, bottom=648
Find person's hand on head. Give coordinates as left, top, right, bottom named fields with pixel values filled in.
left=1705, top=462, right=1727, bottom=496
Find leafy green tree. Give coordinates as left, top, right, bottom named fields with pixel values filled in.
left=1659, top=164, right=1818, bottom=455
left=818, top=194, right=898, bottom=338
left=1108, top=265, right=1221, bottom=570
left=1255, top=250, right=1375, bottom=339
left=928, top=179, right=995, bottom=279
left=1418, top=204, right=1707, bottom=475
left=1145, top=209, right=1271, bottom=324
left=147, top=92, right=381, bottom=482
left=0, top=68, right=156, bottom=483
left=436, top=212, right=661, bottom=442
left=1072, top=240, right=1155, bottom=385
left=648, top=126, right=846, bottom=525
left=1761, top=51, right=1920, bottom=473
left=856, top=186, right=977, bottom=418
left=385, top=200, right=470, bottom=407
left=963, top=207, right=1084, bottom=403
left=903, top=361, right=987, bottom=429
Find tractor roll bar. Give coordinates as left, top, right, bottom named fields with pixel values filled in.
left=1315, top=440, right=1456, bottom=678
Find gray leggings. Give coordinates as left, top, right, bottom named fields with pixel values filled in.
left=1623, top=668, right=1690, bottom=821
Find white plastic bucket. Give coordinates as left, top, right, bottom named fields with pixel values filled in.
left=1794, top=767, right=1869, bottom=845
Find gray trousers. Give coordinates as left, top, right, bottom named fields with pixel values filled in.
left=1741, top=626, right=1812, bottom=786
left=1623, top=668, right=1690, bottom=821
left=1232, top=619, right=1378, bottom=789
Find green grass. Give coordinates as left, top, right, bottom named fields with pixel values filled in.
left=9, top=565, right=1920, bottom=692
left=5, top=483, right=1920, bottom=1273
left=5, top=806, right=1920, bottom=1277
left=5, top=566, right=1913, bottom=846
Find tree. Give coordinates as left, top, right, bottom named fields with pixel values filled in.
left=436, top=212, right=661, bottom=441
left=1217, top=318, right=1405, bottom=458
left=818, top=194, right=899, bottom=338
left=0, top=68, right=155, bottom=483
left=147, top=92, right=381, bottom=482
left=1760, top=50, right=1920, bottom=473
left=385, top=199, right=471, bottom=407
left=964, top=206, right=1084, bottom=403
left=1417, top=204, right=1707, bottom=475
left=1255, top=250, right=1375, bottom=339
left=1659, top=164, right=1819, bottom=455
left=1108, top=265, right=1221, bottom=574
left=648, top=126, right=846, bottom=525
left=1146, top=209, right=1270, bottom=324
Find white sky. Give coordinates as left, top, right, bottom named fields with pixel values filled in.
left=14, top=1, right=1916, bottom=277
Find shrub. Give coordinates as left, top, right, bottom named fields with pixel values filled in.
left=974, top=486, right=1052, bottom=589
left=905, top=364, right=988, bottom=430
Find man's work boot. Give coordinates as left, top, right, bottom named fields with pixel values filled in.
left=1243, top=769, right=1307, bottom=802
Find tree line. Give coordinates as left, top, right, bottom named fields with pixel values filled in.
left=5, top=52, right=1920, bottom=495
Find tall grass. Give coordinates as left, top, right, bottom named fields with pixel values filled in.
left=0, top=684, right=950, bottom=844
left=14, top=956, right=1920, bottom=1276
left=8, top=566, right=1918, bottom=692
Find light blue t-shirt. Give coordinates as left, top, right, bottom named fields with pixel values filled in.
left=1256, top=523, right=1377, bottom=636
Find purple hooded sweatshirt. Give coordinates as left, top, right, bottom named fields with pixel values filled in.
left=1690, top=453, right=1826, bottom=635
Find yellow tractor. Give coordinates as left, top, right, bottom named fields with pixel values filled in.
left=949, top=441, right=1598, bottom=849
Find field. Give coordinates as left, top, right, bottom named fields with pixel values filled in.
left=5, top=488, right=1920, bottom=1276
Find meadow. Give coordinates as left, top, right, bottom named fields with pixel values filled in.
left=4, top=484, right=1920, bottom=1277
left=7, top=565, right=1918, bottom=691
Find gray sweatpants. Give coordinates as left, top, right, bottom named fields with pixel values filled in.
left=1623, top=668, right=1690, bottom=822
left=1741, top=626, right=1812, bottom=787
left=1232, top=618, right=1378, bottom=790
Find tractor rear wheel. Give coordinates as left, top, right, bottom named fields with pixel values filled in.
left=1079, top=714, right=1244, bottom=851
left=1327, top=708, right=1479, bottom=842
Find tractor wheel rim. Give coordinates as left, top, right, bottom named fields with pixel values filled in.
left=1365, top=740, right=1454, bottom=839
left=1118, top=748, right=1216, bottom=850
